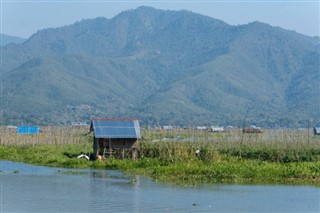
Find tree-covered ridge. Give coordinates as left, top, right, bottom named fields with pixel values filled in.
left=1, top=6, right=319, bottom=127
left=0, top=33, right=26, bottom=46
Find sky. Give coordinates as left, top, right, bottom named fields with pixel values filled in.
left=0, top=0, right=319, bottom=39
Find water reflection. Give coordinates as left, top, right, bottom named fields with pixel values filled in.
left=1, top=160, right=319, bottom=213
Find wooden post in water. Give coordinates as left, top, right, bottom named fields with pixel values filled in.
left=109, top=138, right=112, bottom=158
left=122, top=148, right=125, bottom=159
left=132, top=148, right=137, bottom=160
left=93, top=138, right=99, bottom=160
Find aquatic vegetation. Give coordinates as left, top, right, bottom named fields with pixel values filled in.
left=0, top=127, right=319, bottom=185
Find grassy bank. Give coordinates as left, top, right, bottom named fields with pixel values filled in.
left=1, top=127, right=320, bottom=186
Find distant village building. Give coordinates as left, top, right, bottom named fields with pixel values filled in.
left=163, top=126, right=174, bottom=130
left=89, top=118, right=141, bottom=160
left=16, top=126, right=40, bottom=134
left=210, top=126, right=225, bottom=132
left=6, top=125, right=18, bottom=132
left=195, top=126, right=207, bottom=131
left=242, top=125, right=263, bottom=133
left=7, top=125, right=18, bottom=129
left=314, top=127, right=320, bottom=135
left=71, top=122, right=88, bottom=127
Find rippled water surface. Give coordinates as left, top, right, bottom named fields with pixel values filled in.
left=1, top=161, right=319, bottom=212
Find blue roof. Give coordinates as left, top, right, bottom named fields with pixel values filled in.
left=17, top=126, right=40, bottom=134
left=91, top=118, right=141, bottom=139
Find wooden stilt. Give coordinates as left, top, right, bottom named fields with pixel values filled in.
left=109, top=139, right=112, bottom=158
left=122, top=148, right=125, bottom=159
left=132, top=148, right=137, bottom=160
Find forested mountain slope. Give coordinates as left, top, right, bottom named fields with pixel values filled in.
left=1, top=6, right=319, bottom=127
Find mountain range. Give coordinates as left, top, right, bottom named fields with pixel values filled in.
left=1, top=6, right=319, bottom=127
left=1, top=33, right=26, bottom=46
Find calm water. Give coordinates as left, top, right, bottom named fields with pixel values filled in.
left=0, top=160, right=319, bottom=213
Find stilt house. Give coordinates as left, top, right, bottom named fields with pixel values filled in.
left=90, top=118, right=141, bottom=160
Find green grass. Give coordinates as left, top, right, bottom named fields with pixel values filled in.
left=1, top=142, right=320, bottom=186
left=1, top=127, right=320, bottom=186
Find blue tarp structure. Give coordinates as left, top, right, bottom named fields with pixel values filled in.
left=17, top=126, right=40, bottom=134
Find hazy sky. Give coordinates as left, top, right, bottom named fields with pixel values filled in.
left=1, top=0, right=319, bottom=39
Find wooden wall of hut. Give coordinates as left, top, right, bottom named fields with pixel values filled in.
left=93, top=138, right=138, bottom=160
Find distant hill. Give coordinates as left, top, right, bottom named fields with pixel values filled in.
left=1, top=6, right=319, bottom=127
left=1, top=33, right=26, bottom=46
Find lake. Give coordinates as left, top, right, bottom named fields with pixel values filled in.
left=1, top=160, right=319, bottom=212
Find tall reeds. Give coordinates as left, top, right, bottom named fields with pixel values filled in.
left=1, top=126, right=319, bottom=185
left=1, top=126, right=319, bottom=163
left=140, top=127, right=320, bottom=163
left=0, top=126, right=91, bottom=146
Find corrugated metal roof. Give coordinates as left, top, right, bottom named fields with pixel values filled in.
left=17, top=126, right=40, bottom=134
left=91, top=118, right=141, bottom=139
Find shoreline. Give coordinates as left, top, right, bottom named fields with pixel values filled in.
left=1, top=143, right=319, bottom=186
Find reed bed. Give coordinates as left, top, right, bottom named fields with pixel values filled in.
left=140, top=128, right=320, bottom=162
left=1, top=126, right=320, bottom=163
left=1, top=126, right=320, bottom=185
left=0, top=126, right=91, bottom=146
